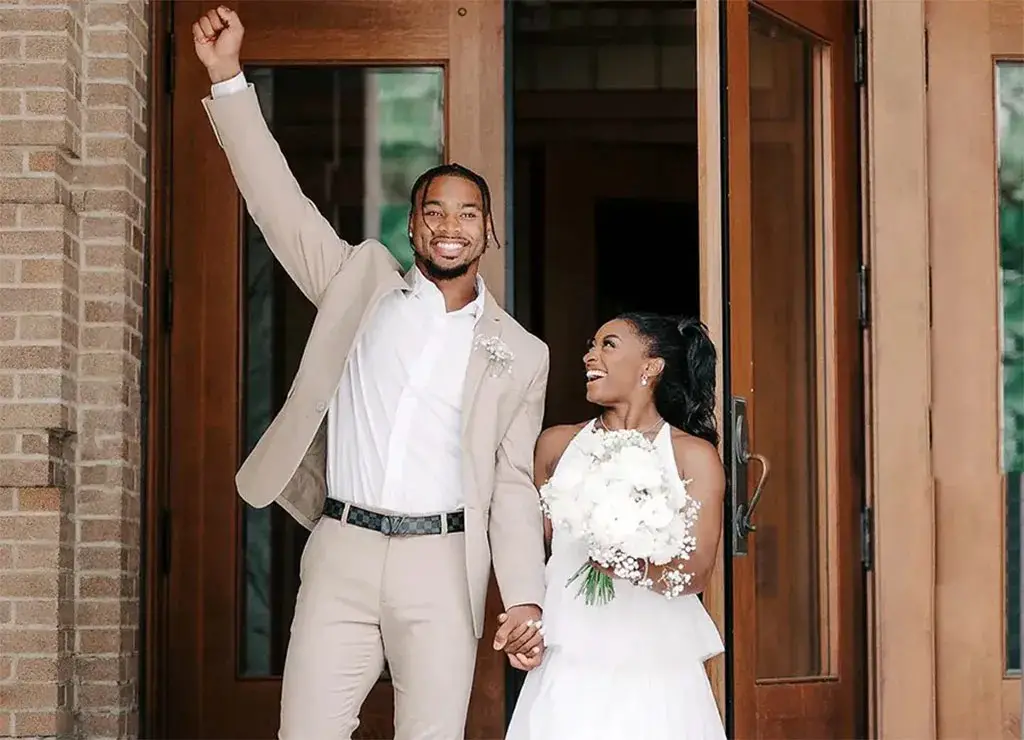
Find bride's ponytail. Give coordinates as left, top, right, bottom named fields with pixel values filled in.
left=673, top=317, right=718, bottom=446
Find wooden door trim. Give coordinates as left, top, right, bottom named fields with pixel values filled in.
left=142, top=0, right=172, bottom=737
left=861, top=1, right=937, bottom=737
left=755, top=0, right=843, bottom=41
left=721, top=2, right=756, bottom=735
left=448, top=0, right=507, bottom=306
left=695, top=0, right=727, bottom=720
left=232, top=0, right=450, bottom=62
left=240, top=31, right=449, bottom=62
left=926, top=2, right=1013, bottom=736
left=811, top=40, right=843, bottom=680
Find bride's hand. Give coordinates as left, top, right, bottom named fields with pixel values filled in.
left=508, top=647, right=544, bottom=671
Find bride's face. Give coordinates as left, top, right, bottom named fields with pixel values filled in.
left=583, top=319, right=651, bottom=405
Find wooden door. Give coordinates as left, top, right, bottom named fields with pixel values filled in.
left=163, top=2, right=507, bottom=738
left=722, top=1, right=866, bottom=737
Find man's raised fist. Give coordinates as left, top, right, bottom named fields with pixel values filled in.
left=193, top=6, right=244, bottom=84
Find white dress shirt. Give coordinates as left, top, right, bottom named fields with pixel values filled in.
left=213, top=69, right=484, bottom=514
left=328, top=267, right=484, bottom=514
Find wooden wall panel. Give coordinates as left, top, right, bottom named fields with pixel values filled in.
left=448, top=1, right=506, bottom=306
left=864, top=0, right=937, bottom=736
left=925, top=0, right=1020, bottom=737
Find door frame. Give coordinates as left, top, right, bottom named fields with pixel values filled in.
left=694, top=0, right=728, bottom=719
left=142, top=0, right=874, bottom=736
left=142, top=1, right=172, bottom=736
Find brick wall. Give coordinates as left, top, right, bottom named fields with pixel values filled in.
left=0, top=0, right=149, bottom=737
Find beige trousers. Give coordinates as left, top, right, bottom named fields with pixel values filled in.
left=279, top=516, right=478, bottom=740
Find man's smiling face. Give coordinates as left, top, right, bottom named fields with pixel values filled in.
left=409, top=173, right=489, bottom=281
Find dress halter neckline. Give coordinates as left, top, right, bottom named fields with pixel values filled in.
left=593, top=415, right=667, bottom=440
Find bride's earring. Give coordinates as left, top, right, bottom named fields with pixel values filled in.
left=641, top=374, right=649, bottom=387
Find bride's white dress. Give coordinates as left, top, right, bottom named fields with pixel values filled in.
left=506, top=421, right=727, bottom=740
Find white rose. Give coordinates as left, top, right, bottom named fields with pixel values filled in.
left=560, top=504, right=588, bottom=537
left=621, top=529, right=657, bottom=558
left=590, top=496, right=641, bottom=542
left=647, top=542, right=678, bottom=565
left=579, top=472, right=610, bottom=507
left=598, top=458, right=638, bottom=488
left=613, top=446, right=664, bottom=491
left=638, top=497, right=675, bottom=529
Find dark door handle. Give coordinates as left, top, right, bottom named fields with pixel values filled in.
left=730, top=396, right=771, bottom=555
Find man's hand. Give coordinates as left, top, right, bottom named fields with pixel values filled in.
left=493, top=604, right=544, bottom=661
left=193, top=6, right=244, bottom=84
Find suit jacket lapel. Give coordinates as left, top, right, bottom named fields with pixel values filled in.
left=320, top=256, right=405, bottom=398
left=461, top=294, right=504, bottom=441
left=346, top=270, right=406, bottom=352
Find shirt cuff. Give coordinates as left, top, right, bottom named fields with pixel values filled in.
left=211, top=71, right=247, bottom=98
left=506, top=602, right=542, bottom=612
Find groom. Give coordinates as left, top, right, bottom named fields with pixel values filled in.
left=193, top=7, right=548, bottom=738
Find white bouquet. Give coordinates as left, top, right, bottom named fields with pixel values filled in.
left=539, top=427, right=701, bottom=606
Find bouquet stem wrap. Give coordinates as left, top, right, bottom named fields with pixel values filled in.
left=567, top=562, right=616, bottom=606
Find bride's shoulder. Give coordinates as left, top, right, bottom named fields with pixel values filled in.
left=537, top=421, right=589, bottom=454
left=667, top=427, right=718, bottom=453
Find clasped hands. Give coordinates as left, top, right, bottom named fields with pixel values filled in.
left=492, top=604, right=545, bottom=671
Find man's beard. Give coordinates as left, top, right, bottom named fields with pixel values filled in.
left=420, top=255, right=475, bottom=281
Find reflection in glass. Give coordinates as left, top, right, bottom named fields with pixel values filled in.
left=240, top=66, right=444, bottom=677
left=748, top=13, right=827, bottom=680
left=996, top=62, right=1024, bottom=673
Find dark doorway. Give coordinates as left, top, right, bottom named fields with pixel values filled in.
left=510, top=0, right=700, bottom=428
left=594, top=198, right=700, bottom=322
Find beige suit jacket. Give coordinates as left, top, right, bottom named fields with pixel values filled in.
left=202, top=87, right=549, bottom=638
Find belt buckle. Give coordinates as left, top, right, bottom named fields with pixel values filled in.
left=380, top=515, right=406, bottom=536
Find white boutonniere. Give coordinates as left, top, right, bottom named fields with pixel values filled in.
left=474, top=335, right=514, bottom=377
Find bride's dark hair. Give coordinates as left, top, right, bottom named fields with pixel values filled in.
left=617, top=312, right=719, bottom=447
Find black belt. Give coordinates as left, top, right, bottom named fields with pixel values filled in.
left=322, top=498, right=465, bottom=536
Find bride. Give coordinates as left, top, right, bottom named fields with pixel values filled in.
left=504, top=312, right=727, bottom=740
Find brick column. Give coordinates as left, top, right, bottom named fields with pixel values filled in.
left=73, top=0, right=147, bottom=736
left=1, top=1, right=149, bottom=737
left=1, top=1, right=84, bottom=736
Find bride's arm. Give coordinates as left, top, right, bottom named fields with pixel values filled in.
left=533, top=424, right=581, bottom=557
left=646, top=433, right=726, bottom=596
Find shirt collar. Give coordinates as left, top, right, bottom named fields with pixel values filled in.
left=404, top=265, right=486, bottom=322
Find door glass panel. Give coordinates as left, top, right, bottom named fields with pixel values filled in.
left=239, top=65, right=444, bottom=677
left=748, top=12, right=830, bottom=680
left=996, top=61, right=1024, bottom=674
